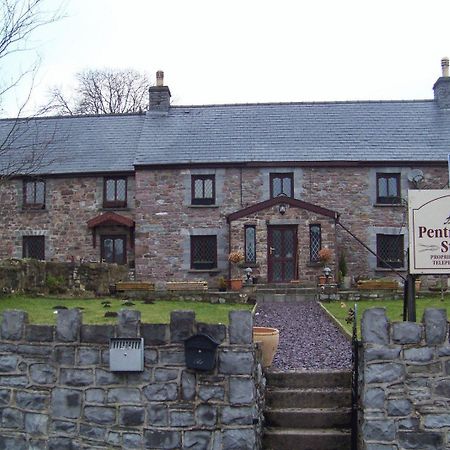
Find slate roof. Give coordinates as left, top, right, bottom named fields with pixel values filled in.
left=0, top=98, right=449, bottom=175
left=0, top=113, right=144, bottom=175
left=136, top=100, right=450, bottom=166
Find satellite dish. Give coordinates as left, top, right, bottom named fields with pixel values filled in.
left=407, top=169, right=424, bottom=184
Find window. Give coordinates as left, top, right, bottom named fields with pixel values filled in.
left=376, top=173, right=401, bottom=204
left=270, top=173, right=293, bottom=198
left=191, top=175, right=215, bottom=205
left=245, top=226, right=256, bottom=263
left=101, top=235, right=126, bottom=264
left=191, top=235, right=217, bottom=269
left=103, top=177, right=127, bottom=208
left=23, top=180, right=45, bottom=209
left=22, top=236, right=45, bottom=260
left=309, top=224, right=322, bottom=262
left=376, top=234, right=404, bottom=268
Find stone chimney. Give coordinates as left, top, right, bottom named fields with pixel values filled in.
left=149, top=70, right=171, bottom=112
left=433, top=57, right=450, bottom=108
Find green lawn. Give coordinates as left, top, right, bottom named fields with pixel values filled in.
left=321, top=295, right=450, bottom=338
left=0, top=296, right=253, bottom=324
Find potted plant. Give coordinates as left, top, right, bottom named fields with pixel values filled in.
left=228, top=251, right=244, bottom=290
left=218, top=277, right=227, bottom=292
left=338, top=252, right=351, bottom=289
left=318, top=247, right=333, bottom=284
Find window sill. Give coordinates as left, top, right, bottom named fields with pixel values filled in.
left=188, top=205, right=219, bottom=208
left=373, top=203, right=404, bottom=208
left=307, top=262, right=324, bottom=268
left=101, top=207, right=130, bottom=211
left=188, top=269, right=220, bottom=274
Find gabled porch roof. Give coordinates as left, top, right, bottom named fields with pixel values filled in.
left=226, top=196, right=339, bottom=223
left=87, top=212, right=135, bottom=229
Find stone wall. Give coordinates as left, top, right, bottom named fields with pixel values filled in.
left=0, top=259, right=129, bottom=295
left=0, top=176, right=135, bottom=264
left=0, top=308, right=263, bottom=449
left=360, top=307, right=450, bottom=449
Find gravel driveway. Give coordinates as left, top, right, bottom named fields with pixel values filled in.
left=253, top=300, right=352, bottom=371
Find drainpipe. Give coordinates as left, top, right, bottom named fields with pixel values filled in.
left=228, top=220, right=232, bottom=281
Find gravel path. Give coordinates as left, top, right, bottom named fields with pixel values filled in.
left=253, top=300, right=352, bottom=371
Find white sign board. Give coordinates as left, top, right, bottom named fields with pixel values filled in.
left=409, top=190, right=450, bottom=274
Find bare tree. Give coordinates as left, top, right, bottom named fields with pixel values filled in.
left=0, top=0, right=63, bottom=184
left=47, top=68, right=151, bottom=115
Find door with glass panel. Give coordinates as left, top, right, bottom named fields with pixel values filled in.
left=267, top=226, right=298, bottom=283
left=101, top=235, right=127, bottom=265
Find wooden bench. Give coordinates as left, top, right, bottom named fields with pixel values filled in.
left=357, top=280, right=398, bottom=290
left=166, top=281, right=208, bottom=291
left=115, top=281, right=155, bottom=292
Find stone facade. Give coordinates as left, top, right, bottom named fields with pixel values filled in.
left=0, top=176, right=135, bottom=265
left=360, top=308, right=450, bottom=450
left=0, top=165, right=447, bottom=286
left=0, top=308, right=264, bottom=449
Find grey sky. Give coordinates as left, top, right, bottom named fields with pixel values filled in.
left=3, top=0, right=450, bottom=117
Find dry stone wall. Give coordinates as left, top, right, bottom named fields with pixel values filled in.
left=360, top=307, right=450, bottom=450
left=0, top=309, right=263, bottom=450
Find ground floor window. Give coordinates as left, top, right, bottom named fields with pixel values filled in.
left=309, top=224, right=321, bottom=262
left=245, top=225, right=256, bottom=263
left=101, top=235, right=126, bottom=264
left=22, top=236, right=45, bottom=260
left=191, top=235, right=217, bottom=269
left=376, top=234, right=404, bottom=268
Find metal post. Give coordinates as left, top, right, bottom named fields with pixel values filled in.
left=406, top=273, right=416, bottom=322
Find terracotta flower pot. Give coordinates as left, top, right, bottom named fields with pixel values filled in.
left=253, top=326, right=280, bottom=367
left=228, top=278, right=243, bottom=291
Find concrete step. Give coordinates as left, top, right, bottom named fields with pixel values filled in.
left=262, top=428, right=351, bottom=450
left=266, top=388, right=351, bottom=409
left=265, top=407, right=352, bottom=429
left=256, top=292, right=317, bottom=303
left=266, top=370, right=351, bottom=389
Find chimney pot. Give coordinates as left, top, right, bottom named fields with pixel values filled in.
left=156, top=70, right=164, bottom=87
left=434, top=58, right=450, bottom=108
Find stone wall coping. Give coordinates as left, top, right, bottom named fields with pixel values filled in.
left=0, top=309, right=254, bottom=346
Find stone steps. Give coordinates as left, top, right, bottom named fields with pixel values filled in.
left=265, top=407, right=352, bottom=429
left=262, top=370, right=352, bottom=450
left=266, top=387, right=351, bottom=409
left=263, top=428, right=351, bottom=450
left=256, top=291, right=317, bottom=303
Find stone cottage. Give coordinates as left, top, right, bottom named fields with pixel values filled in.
left=1, top=60, right=450, bottom=287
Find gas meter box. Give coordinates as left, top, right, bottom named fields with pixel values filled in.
left=184, top=334, right=219, bottom=371
left=109, top=338, right=144, bottom=372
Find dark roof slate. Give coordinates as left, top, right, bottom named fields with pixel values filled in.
left=1, top=98, right=450, bottom=176
left=136, top=100, right=450, bottom=165
left=0, top=114, right=144, bottom=175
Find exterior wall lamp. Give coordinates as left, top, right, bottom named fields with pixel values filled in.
left=279, top=203, right=287, bottom=215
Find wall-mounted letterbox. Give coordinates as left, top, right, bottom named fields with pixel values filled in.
left=184, top=334, right=219, bottom=371
left=109, top=338, right=144, bottom=372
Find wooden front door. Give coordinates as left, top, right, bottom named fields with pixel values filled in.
left=268, top=226, right=298, bottom=283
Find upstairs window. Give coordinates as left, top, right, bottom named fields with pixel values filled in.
left=376, top=173, right=401, bottom=204
left=104, top=177, right=127, bottom=208
left=270, top=173, right=293, bottom=198
left=309, top=224, right=322, bottom=262
left=23, top=236, right=45, bottom=260
left=376, top=234, right=404, bottom=268
left=191, top=235, right=217, bottom=270
left=245, top=225, right=256, bottom=264
left=192, top=175, right=215, bottom=205
left=23, top=180, right=45, bottom=209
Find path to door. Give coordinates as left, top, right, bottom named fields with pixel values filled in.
left=254, top=300, right=352, bottom=371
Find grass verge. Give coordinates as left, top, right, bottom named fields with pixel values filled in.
left=0, top=296, right=253, bottom=325
left=321, top=295, right=450, bottom=338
